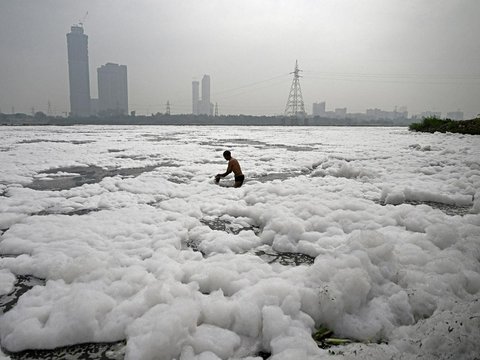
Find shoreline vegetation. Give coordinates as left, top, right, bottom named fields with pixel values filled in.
left=409, top=116, right=480, bottom=135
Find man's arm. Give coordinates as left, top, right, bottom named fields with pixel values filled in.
left=217, top=161, right=232, bottom=178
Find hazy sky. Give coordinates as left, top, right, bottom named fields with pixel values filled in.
left=1, top=0, right=479, bottom=117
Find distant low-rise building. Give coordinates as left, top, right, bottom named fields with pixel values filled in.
left=90, top=98, right=99, bottom=115
left=419, top=111, right=442, bottom=119
left=312, top=102, right=326, bottom=116
left=366, top=107, right=408, bottom=121
left=335, top=108, right=347, bottom=117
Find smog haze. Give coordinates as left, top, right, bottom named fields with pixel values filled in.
left=0, top=0, right=479, bottom=118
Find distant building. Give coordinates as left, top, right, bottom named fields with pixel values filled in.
left=335, top=108, right=347, bottom=117
left=446, top=111, right=463, bottom=121
left=66, top=25, right=91, bottom=117
left=192, top=75, right=213, bottom=115
left=97, top=63, right=128, bottom=116
left=312, top=102, right=326, bottom=116
left=419, top=111, right=442, bottom=119
left=192, top=81, right=199, bottom=115
left=366, top=107, right=408, bottom=120
left=90, top=98, right=99, bottom=115
left=202, top=75, right=210, bottom=104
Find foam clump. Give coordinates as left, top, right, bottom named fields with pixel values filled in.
left=0, top=269, right=16, bottom=296
left=188, top=324, right=241, bottom=358
left=0, top=126, right=479, bottom=359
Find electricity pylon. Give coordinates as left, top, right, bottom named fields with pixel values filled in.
left=166, top=101, right=171, bottom=115
left=284, top=60, right=305, bottom=117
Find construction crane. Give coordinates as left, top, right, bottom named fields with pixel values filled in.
left=78, top=11, right=88, bottom=27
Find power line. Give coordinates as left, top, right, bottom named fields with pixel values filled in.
left=302, top=70, right=480, bottom=84
left=212, top=73, right=290, bottom=96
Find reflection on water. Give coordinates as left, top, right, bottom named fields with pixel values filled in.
left=5, top=341, right=126, bottom=360
left=0, top=275, right=45, bottom=315
left=381, top=200, right=473, bottom=216
left=251, top=171, right=308, bottom=183
left=254, top=248, right=315, bottom=266
left=404, top=200, right=473, bottom=216
left=27, top=165, right=159, bottom=191
left=200, top=217, right=260, bottom=235
left=34, top=208, right=102, bottom=217
left=269, top=144, right=317, bottom=152
left=18, top=139, right=94, bottom=145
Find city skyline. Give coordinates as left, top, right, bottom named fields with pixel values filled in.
left=0, top=0, right=479, bottom=118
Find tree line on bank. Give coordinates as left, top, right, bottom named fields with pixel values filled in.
left=409, top=116, right=480, bottom=135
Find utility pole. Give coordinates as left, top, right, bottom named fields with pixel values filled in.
left=284, top=60, right=306, bottom=118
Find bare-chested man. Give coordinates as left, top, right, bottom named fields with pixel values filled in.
left=215, top=151, right=244, bottom=188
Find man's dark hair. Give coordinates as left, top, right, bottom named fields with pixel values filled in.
left=223, top=150, right=231, bottom=157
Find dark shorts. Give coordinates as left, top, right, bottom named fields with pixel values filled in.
left=234, top=174, right=245, bottom=186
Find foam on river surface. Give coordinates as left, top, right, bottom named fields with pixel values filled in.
left=0, top=126, right=479, bottom=360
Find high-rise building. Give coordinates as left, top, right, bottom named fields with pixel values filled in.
left=201, top=75, right=210, bottom=105
left=97, top=63, right=128, bottom=115
left=192, top=75, right=213, bottom=115
left=192, top=81, right=199, bottom=115
left=66, top=25, right=91, bottom=117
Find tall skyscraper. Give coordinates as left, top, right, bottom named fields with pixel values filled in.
left=97, top=63, right=128, bottom=115
left=201, top=75, right=210, bottom=105
left=192, top=75, right=213, bottom=115
left=192, top=81, right=199, bottom=115
left=66, top=25, right=91, bottom=117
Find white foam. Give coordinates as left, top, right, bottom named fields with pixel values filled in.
left=0, top=269, right=16, bottom=296
left=0, top=126, right=479, bottom=359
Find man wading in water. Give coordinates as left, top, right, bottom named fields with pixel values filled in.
left=215, top=151, right=244, bottom=188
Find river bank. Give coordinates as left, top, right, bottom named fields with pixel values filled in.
left=409, top=117, right=480, bottom=135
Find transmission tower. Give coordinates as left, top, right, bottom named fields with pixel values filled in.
left=214, top=102, right=218, bottom=117
left=165, top=101, right=171, bottom=115
left=284, top=60, right=305, bottom=117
